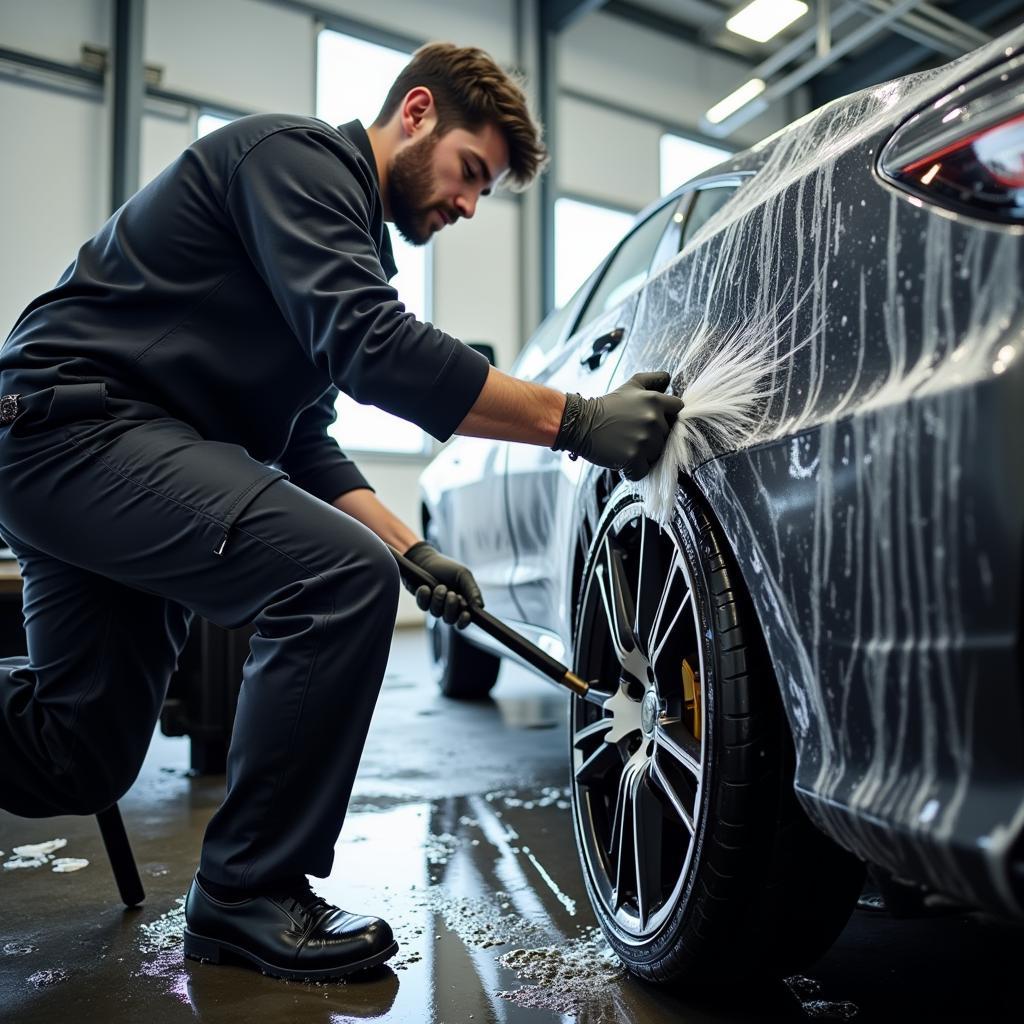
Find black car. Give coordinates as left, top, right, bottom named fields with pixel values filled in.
left=420, top=26, right=1024, bottom=982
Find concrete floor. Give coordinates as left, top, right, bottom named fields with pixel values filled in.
left=1, top=625, right=1021, bottom=1023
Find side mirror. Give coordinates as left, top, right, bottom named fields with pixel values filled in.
left=467, top=342, right=497, bottom=367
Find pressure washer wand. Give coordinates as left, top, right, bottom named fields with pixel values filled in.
left=386, top=543, right=592, bottom=701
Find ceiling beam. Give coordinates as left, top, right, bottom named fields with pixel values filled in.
left=603, top=0, right=752, bottom=60
left=543, top=0, right=610, bottom=33
left=810, top=0, right=1022, bottom=104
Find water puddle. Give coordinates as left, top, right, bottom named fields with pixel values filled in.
left=27, top=967, right=69, bottom=988
left=784, top=975, right=859, bottom=1019
left=134, top=894, right=191, bottom=1002
left=3, top=941, right=38, bottom=956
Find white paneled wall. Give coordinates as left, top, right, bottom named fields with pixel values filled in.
left=0, top=0, right=109, bottom=63
left=145, top=0, right=314, bottom=113
left=0, top=0, right=805, bottom=623
left=0, top=80, right=109, bottom=335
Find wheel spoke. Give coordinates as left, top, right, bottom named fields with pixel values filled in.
left=572, top=718, right=613, bottom=749
left=650, top=587, right=689, bottom=669
left=634, top=517, right=667, bottom=642
left=656, top=723, right=701, bottom=783
left=632, top=773, right=664, bottom=929
left=644, top=552, right=680, bottom=664
left=574, top=738, right=621, bottom=787
left=595, top=536, right=638, bottom=664
left=608, top=763, right=630, bottom=855
left=611, top=765, right=639, bottom=911
left=634, top=516, right=647, bottom=635
left=650, top=754, right=695, bottom=835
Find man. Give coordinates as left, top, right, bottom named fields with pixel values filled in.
left=0, top=43, right=682, bottom=980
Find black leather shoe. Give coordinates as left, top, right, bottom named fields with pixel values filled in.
left=183, top=873, right=398, bottom=981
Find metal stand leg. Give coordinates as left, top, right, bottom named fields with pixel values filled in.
left=95, top=803, right=145, bottom=907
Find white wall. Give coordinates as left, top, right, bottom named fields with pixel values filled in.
left=0, top=0, right=805, bottom=623
left=145, top=0, right=314, bottom=113
left=0, top=0, right=109, bottom=64
left=0, top=79, right=109, bottom=335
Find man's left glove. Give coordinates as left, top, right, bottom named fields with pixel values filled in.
left=402, top=541, right=484, bottom=630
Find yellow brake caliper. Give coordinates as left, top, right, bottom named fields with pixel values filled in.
left=682, top=658, right=702, bottom=742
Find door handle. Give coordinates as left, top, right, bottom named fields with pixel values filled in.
left=580, top=327, right=625, bottom=370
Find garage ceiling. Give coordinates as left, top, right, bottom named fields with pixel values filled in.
left=552, top=0, right=1024, bottom=134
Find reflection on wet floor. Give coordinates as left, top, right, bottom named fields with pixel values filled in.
left=2, top=627, right=1022, bottom=1023
left=130, top=789, right=634, bottom=1021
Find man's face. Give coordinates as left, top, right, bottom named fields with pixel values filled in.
left=387, top=121, right=510, bottom=246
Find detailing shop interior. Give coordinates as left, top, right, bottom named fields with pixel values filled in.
left=2, top=0, right=1023, bottom=1021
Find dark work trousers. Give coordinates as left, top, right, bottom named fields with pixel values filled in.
left=0, top=380, right=401, bottom=892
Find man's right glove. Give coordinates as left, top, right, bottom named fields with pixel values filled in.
left=552, top=371, right=684, bottom=481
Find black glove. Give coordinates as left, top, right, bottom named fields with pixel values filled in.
left=552, top=371, right=684, bottom=481
left=402, top=541, right=484, bottom=630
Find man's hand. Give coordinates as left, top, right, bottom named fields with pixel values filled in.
left=552, top=371, right=684, bottom=481
left=402, top=541, right=484, bottom=630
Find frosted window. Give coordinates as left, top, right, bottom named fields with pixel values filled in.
left=660, top=133, right=730, bottom=196
left=197, top=112, right=232, bottom=138
left=575, top=200, right=677, bottom=333
left=317, top=29, right=430, bottom=456
left=554, top=198, right=633, bottom=309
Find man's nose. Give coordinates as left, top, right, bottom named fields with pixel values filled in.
left=454, top=193, right=477, bottom=220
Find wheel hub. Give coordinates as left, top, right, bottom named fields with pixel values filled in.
left=641, top=690, right=659, bottom=737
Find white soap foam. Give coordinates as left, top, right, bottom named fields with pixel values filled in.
left=51, top=858, right=89, bottom=873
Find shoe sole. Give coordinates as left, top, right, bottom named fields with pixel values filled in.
left=183, top=928, right=399, bottom=981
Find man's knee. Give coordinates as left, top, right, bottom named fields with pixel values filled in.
left=1, top=765, right=133, bottom=818
left=362, top=534, right=401, bottom=613
left=59, top=759, right=139, bottom=816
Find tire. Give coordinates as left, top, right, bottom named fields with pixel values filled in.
left=426, top=610, right=501, bottom=699
left=568, top=479, right=863, bottom=984
left=422, top=518, right=501, bottom=700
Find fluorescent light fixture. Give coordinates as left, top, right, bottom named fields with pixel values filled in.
left=726, top=0, right=808, bottom=43
left=706, top=78, right=766, bottom=124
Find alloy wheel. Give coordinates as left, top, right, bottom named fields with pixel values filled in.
left=570, top=492, right=707, bottom=941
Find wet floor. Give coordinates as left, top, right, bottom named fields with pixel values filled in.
left=2, top=625, right=1021, bottom=1022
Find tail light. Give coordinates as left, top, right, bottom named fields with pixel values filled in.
left=879, top=50, right=1024, bottom=222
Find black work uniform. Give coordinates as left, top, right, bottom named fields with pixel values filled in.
left=0, top=115, right=490, bottom=892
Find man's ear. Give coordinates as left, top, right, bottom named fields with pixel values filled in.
left=400, top=86, right=436, bottom=139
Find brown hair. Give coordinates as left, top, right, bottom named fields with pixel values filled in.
left=373, top=41, right=548, bottom=192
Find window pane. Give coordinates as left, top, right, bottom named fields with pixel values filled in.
left=197, top=112, right=233, bottom=138
left=512, top=299, right=576, bottom=379
left=683, top=185, right=738, bottom=247
left=660, top=134, right=730, bottom=196
left=317, top=30, right=430, bottom=455
left=554, top=198, right=633, bottom=308
left=575, top=200, right=677, bottom=333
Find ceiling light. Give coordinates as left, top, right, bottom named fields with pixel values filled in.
left=726, top=0, right=809, bottom=44
left=705, top=78, right=766, bottom=124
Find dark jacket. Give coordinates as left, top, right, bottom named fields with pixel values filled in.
left=0, top=115, right=491, bottom=504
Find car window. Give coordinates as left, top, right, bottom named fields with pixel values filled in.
left=574, top=200, right=678, bottom=334
left=681, top=184, right=737, bottom=247
left=510, top=268, right=599, bottom=379
left=649, top=194, right=691, bottom=275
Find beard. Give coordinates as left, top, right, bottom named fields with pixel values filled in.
left=387, top=130, right=443, bottom=246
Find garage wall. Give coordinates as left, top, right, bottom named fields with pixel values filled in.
left=557, top=10, right=806, bottom=210
left=0, top=0, right=804, bottom=623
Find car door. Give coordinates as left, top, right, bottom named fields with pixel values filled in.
left=504, top=196, right=682, bottom=651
